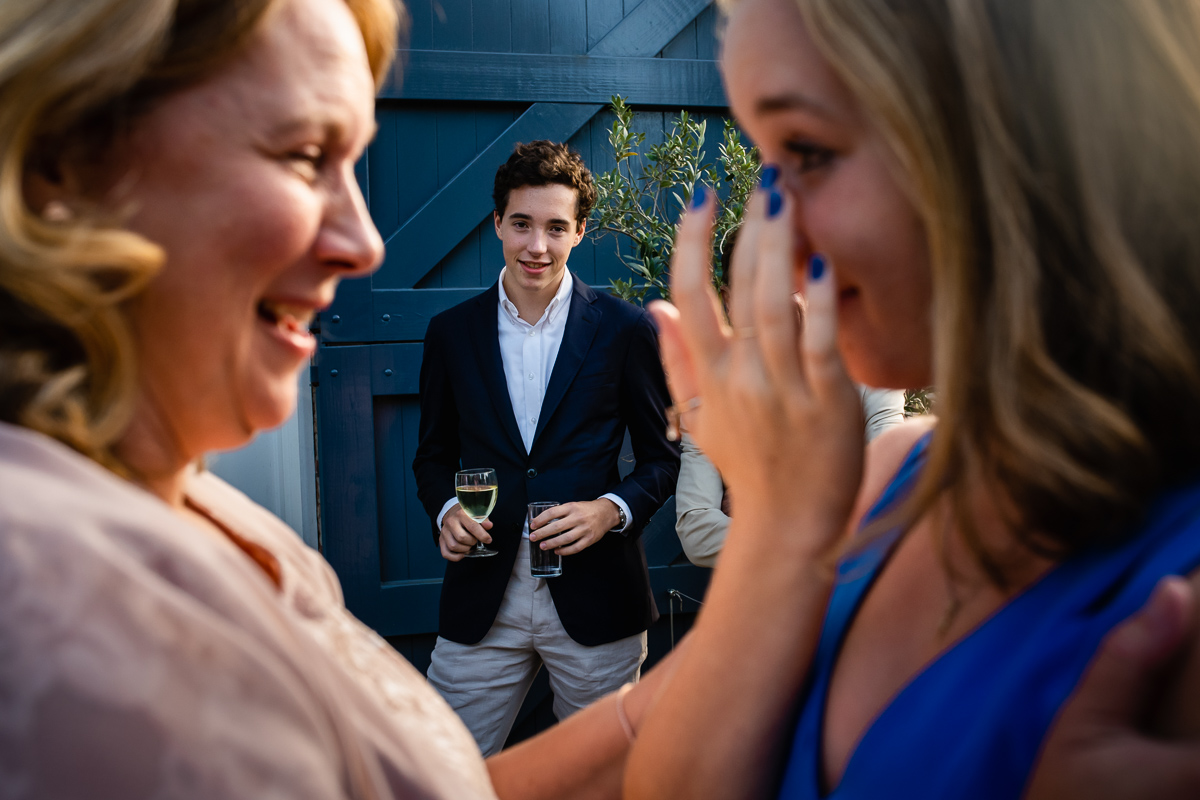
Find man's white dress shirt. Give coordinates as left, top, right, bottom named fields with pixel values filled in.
left=438, top=269, right=633, bottom=537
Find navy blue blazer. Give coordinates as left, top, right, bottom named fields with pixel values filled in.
left=412, top=278, right=680, bottom=646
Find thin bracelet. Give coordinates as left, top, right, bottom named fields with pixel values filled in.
left=615, top=683, right=636, bottom=743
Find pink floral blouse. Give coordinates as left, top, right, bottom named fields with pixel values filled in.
left=0, top=422, right=497, bottom=800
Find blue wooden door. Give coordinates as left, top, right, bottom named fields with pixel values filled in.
left=314, top=0, right=724, bottom=684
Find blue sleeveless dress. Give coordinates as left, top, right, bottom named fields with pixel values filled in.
left=777, top=435, right=1200, bottom=799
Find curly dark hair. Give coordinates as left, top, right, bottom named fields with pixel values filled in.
left=492, top=140, right=597, bottom=226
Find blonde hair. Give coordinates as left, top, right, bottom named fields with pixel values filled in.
left=720, top=0, right=1200, bottom=575
left=0, top=0, right=401, bottom=471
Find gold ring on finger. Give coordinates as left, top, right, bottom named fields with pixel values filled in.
left=666, top=396, right=703, bottom=442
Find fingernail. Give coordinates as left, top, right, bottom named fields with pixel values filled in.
left=690, top=185, right=708, bottom=210
left=767, top=190, right=783, bottom=218
left=809, top=253, right=826, bottom=281
left=761, top=165, right=779, bottom=190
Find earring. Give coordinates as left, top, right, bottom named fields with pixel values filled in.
left=41, top=200, right=72, bottom=222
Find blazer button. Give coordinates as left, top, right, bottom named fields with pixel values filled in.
left=526, top=468, right=537, bottom=478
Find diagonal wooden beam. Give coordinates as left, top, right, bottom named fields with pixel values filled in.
left=589, top=0, right=715, bottom=59
left=380, top=0, right=716, bottom=290
left=386, top=50, right=725, bottom=107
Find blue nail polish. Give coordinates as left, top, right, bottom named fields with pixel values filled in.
left=761, top=165, right=779, bottom=190
left=690, top=185, right=708, bottom=209
left=767, top=190, right=783, bottom=218
left=809, top=254, right=826, bottom=281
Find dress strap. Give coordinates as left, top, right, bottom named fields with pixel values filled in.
left=777, top=432, right=933, bottom=800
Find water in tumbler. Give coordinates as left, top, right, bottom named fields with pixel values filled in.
left=527, top=501, right=563, bottom=578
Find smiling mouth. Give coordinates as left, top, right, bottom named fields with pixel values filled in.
left=257, top=300, right=316, bottom=333
left=520, top=261, right=551, bottom=271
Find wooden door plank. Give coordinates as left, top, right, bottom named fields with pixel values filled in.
left=435, top=109, right=481, bottom=189
left=366, top=116, right=401, bottom=236
left=388, top=50, right=724, bottom=107
left=390, top=107, right=440, bottom=226
left=407, top=0, right=435, bottom=50
left=401, top=397, right=446, bottom=579
left=315, top=346, right=383, bottom=619
left=476, top=106, right=521, bottom=149
left=430, top=232, right=482, bottom=289
left=433, top=110, right=481, bottom=288
left=550, top=0, right=588, bottom=55
left=661, top=18, right=698, bottom=59
left=320, top=276, right=373, bottom=343
left=511, top=0, right=551, bottom=54
left=472, top=0, right=512, bottom=52
left=696, top=4, right=718, bottom=60
left=479, top=219, right=505, bottom=284
left=590, top=0, right=713, bottom=58
left=432, top=0, right=473, bottom=51
left=374, top=396, right=412, bottom=583
left=586, top=0, right=623, bottom=50
left=373, top=288, right=477, bottom=342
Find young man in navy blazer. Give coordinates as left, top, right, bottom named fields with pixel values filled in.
left=412, top=140, right=680, bottom=755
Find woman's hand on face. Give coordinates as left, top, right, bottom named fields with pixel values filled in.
left=649, top=181, right=865, bottom=558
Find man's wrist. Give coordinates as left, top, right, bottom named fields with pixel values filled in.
left=605, top=497, right=627, bottom=531
left=436, top=497, right=460, bottom=530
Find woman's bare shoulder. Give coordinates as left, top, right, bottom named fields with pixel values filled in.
left=846, top=415, right=937, bottom=531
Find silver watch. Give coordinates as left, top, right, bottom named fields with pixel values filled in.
left=612, top=503, right=627, bottom=531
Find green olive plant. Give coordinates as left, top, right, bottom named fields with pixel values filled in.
left=590, top=96, right=760, bottom=303
left=904, top=388, right=935, bottom=416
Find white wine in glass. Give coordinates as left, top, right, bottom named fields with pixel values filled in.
left=455, top=468, right=498, bottom=558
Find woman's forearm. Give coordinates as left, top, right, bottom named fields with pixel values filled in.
left=624, top=509, right=838, bottom=800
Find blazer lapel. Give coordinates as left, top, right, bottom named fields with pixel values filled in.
left=470, top=283, right=526, bottom=456
left=533, top=280, right=601, bottom=444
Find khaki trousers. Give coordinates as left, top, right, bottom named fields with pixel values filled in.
left=427, top=537, right=648, bottom=756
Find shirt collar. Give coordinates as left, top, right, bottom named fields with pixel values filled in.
left=497, top=267, right=574, bottom=328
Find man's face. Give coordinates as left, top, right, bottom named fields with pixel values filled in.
left=494, top=183, right=586, bottom=304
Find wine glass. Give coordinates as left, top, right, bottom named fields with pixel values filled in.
left=455, top=468, right=499, bottom=558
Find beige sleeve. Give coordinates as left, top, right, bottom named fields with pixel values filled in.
left=858, top=385, right=907, bottom=442
left=674, top=434, right=731, bottom=568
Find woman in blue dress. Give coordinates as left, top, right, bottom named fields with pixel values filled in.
left=623, top=0, right=1200, bottom=797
